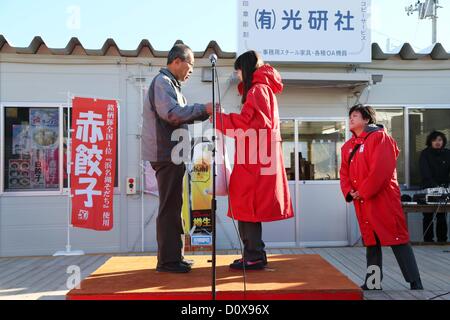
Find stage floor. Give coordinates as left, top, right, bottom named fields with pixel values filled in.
left=67, top=254, right=363, bottom=300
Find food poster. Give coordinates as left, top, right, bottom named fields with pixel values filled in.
left=12, top=125, right=32, bottom=156
left=8, top=159, right=31, bottom=189
left=29, top=109, right=60, bottom=189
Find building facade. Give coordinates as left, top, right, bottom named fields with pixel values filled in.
left=1, top=35, right=449, bottom=256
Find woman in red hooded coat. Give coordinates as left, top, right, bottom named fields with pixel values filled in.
left=340, top=104, right=423, bottom=290
left=216, top=50, right=294, bottom=270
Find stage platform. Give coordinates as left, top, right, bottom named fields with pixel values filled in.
left=67, top=254, right=363, bottom=300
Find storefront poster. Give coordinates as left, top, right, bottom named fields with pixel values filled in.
left=8, top=159, right=31, bottom=189
left=29, top=109, right=59, bottom=149
left=44, top=148, right=59, bottom=188
left=12, top=125, right=31, bottom=156
left=9, top=125, right=33, bottom=190
left=29, top=109, right=59, bottom=189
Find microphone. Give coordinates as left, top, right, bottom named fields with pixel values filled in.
left=209, top=53, right=218, bottom=65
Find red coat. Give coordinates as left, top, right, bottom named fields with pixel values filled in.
left=216, top=64, right=294, bottom=223
left=340, top=125, right=410, bottom=246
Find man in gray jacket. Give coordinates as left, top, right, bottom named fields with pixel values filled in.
left=142, top=44, right=213, bottom=273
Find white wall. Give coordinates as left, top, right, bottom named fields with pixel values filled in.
left=0, top=58, right=135, bottom=256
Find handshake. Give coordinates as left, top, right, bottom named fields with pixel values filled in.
left=205, top=103, right=223, bottom=116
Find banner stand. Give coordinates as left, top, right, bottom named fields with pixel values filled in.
left=140, top=160, right=145, bottom=252
left=54, top=92, right=84, bottom=256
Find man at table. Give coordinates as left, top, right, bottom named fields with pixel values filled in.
left=419, top=131, right=450, bottom=243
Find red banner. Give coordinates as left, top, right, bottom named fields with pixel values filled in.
left=71, top=97, right=118, bottom=231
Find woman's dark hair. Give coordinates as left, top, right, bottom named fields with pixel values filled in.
left=426, top=131, right=447, bottom=148
left=234, top=50, right=264, bottom=103
left=349, top=104, right=377, bottom=124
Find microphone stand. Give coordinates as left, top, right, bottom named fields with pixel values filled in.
left=210, top=57, right=217, bottom=300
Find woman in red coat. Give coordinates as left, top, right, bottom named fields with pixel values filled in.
left=216, top=50, right=294, bottom=270
left=340, top=104, right=423, bottom=290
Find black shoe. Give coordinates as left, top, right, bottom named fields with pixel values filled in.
left=156, top=262, right=191, bottom=273
left=410, top=280, right=424, bottom=290
left=360, top=283, right=382, bottom=290
left=229, top=258, right=265, bottom=270
left=231, top=258, right=268, bottom=266
left=232, top=256, right=268, bottom=266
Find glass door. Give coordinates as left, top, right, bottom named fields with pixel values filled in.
left=260, top=117, right=354, bottom=247
left=275, top=118, right=354, bottom=247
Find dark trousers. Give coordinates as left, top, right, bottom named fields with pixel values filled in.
left=151, top=162, right=186, bottom=266
left=423, top=212, right=448, bottom=242
left=365, top=233, right=422, bottom=285
left=238, top=221, right=266, bottom=262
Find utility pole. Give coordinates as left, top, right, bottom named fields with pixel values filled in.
left=405, top=0, right=442, bottom=45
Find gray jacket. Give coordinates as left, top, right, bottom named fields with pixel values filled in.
left=141, top=68, right=209, bottom=162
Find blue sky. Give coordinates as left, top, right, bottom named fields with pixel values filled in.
left=0, top=0, right=449, bottom=52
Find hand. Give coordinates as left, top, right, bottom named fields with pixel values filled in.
left=205, top=103, right=221, bottom=116
left=205, top=103, right=213, bottom=116
left=350, top=190, right=361, bottom=200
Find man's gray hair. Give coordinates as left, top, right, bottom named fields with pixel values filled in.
left=167, top=44, right=192, bottom=65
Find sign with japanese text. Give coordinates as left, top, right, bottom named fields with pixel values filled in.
left=71, top=97, right=118, bottom=231
left=238, top=0, right=371, bottom=63
left=189, top=141, right=212, bottom=233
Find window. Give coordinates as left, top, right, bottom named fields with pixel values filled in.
left=281, top=120, right=295, bottom=180
left=2, top=105, right=119, bottom=193
left=3, top=107, right=60, bottom=191
left=297, top=121, right=346, bottom=180
left=280, top=120, right=346, bottom=181
left=409, top=108, right=450, bottom=187
left=375, top=109, right=405, bottom=185
left=374, top=107, right=450, bottom=188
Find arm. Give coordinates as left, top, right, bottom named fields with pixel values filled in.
left=339, top=146, right=354, bottom=202
left=153, top=77, right=209, bottom=126
left=216, top=86, right=269, bottom=136
left=358, top=133, right=397, bottom=200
